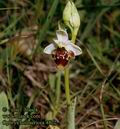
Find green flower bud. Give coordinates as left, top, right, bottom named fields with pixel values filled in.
left=63, top=1, right=80, bottom=30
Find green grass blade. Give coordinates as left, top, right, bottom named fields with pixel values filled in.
left=80, top=0, right=120, bottom=41
left=34, top=0, right=59, bottom=54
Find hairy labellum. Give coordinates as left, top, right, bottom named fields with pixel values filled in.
left=52, top=47, right=74, bottom=68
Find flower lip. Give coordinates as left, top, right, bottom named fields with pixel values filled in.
left=52, top=47, right=69, bottom=67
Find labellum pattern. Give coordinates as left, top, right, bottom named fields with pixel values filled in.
left=52, top=47, right=74, bottom=68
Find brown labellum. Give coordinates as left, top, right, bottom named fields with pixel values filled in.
left=52, top=47, right=74, bottom=68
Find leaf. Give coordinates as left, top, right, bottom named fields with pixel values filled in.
left=114, top=120, right=120, bottom=129
left=0, top=92, right=10, bottom=129
left=67, top=98, right=76, bottom=129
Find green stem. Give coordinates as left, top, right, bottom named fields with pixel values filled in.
left=65, top=26, right=78, bottom=129
left=71, top=28, right=78, bottom=43
left=64, top=28, right=78, bottom=106
left=64, top=67, right=71, bottom=105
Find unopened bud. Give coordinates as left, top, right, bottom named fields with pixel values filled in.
left=63, top=1, right=80, bottom=30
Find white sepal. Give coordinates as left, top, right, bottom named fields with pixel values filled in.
left=65, top=43, right=82, bottom=56
left=43, top=43, right=56, bottom=54
left=56, top=30, right=68, bottom=43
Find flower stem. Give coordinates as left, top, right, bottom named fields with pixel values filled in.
left=71, top=28, right=78, bottom=43
left=64, top=28, right=78, bottom=106
left=64, top=67, right=71, bottom=105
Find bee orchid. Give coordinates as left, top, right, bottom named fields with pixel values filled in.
left=44, top=29, right=82, bottom=68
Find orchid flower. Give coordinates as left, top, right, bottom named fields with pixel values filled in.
left=44, top=29, right=82, bottom=68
